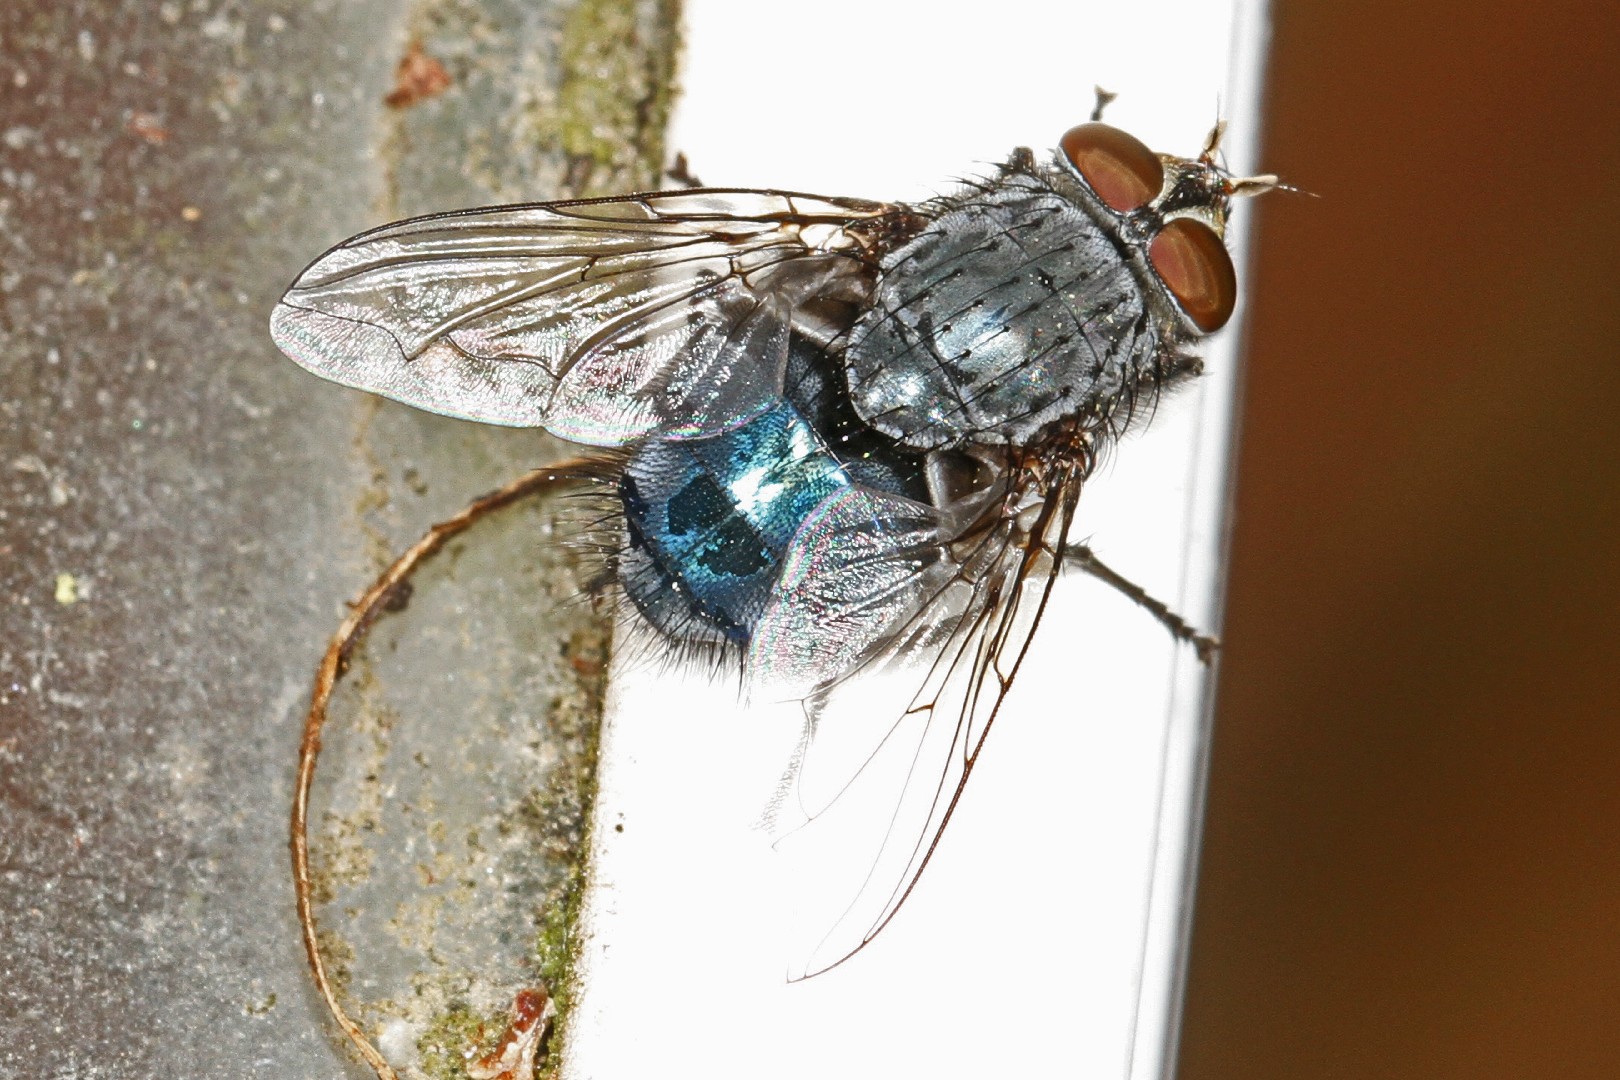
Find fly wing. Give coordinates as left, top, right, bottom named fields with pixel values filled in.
left=270, top=190, right=891, bottom=445
left=753, top=467, right=1082, bottom=978
left=747, top=486, right=944, bottom=699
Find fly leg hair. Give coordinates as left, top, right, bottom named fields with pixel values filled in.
left=1061, top=543, right=1219, bottom=663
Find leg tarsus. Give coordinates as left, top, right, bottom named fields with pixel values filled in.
left=666, top=151, right=704, bottom=188
left=1090, top=86, right=1118, bottom=123
left=1063, top=543, right=1219, bottom=664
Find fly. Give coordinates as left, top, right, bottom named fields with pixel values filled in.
left=273, top=106, right=1275, bottom=1072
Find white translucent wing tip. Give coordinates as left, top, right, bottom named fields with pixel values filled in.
left=269, top=300, right=553, bottom=427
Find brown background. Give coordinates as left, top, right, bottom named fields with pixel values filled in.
left=1182, top=2, right=1620, bottom=1076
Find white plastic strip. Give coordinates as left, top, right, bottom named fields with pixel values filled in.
left=567, top=2, right=1268, bottom=1077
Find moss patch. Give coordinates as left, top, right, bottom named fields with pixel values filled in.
left=539, top=0, right=683, bottom=195
left=416, top=1000, right=512, bottom=1080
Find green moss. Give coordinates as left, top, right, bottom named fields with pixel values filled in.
left=416, top=1000, right=512, bottom=1080
left=528, top=625, right=609, bottom=1079
left=541, top=0, right=683, bottom=195
left=243, top=991, right=278, bottom=1016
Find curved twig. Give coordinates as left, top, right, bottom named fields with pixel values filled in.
left=290, top=459, right=601, bottom=1080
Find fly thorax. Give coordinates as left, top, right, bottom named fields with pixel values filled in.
left=842, top=175, right=1165, bottom=451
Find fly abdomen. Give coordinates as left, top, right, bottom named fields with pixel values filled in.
left=619, top=337, right=939, bottom=648
left=619, top=401, right=851, bottom=646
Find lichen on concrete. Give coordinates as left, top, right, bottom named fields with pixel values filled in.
left=537, top=0, right=683, bottom=195
left=416, top=1000, right=508, bottom=1080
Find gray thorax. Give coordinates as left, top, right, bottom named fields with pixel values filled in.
left=843, top=165, right=1190, bottom=451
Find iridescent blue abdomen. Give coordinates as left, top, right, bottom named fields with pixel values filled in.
left=620, top=401, right=851, bottom=644
left=619, top=340, right=933, bottom=647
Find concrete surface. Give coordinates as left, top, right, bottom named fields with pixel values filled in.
left=0, top=2, right=676, bottom=1076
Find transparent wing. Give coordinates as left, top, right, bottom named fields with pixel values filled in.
left=747, top=486, right=944, bottom=698
left=270, top=190, right=892, bottom=446
left=755, top=464, right=1084, bottom=977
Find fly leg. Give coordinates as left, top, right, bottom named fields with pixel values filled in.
left=666, top=152, right=704, bottom=188
left=1090, top=85, right=1118, bottom=122
left=1061, top=543, right=1219, bottom=664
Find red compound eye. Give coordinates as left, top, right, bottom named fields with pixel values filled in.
left=1060, top=122, right=1165, bottom=213
left=1148, top=217, right=1237, bottom=333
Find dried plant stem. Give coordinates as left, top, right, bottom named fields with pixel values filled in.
left=290, top=461, right=599, bottom=1080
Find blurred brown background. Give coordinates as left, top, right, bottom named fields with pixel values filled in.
left=1182, top=2, right=1620, bottom=1077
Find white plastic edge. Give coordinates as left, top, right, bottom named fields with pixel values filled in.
left=566, top=2, right=1270, bottom=1077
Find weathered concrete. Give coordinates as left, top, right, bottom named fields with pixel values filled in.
left=0, top=2, right=677, bottom=1076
